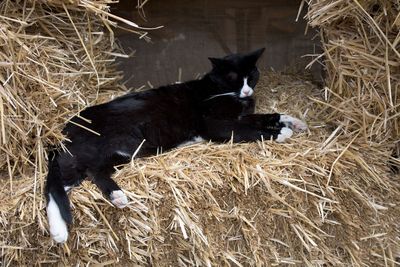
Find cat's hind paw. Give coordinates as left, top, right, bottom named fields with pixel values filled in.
left=279, top=115, right=307, bottom=132
left=47, top=194, right=69, bottom=243
left=110, top=190, right=128, bottom=208
left=276, top=127, right=293, bottom=143
left=50, top=223, right=68, bottom=243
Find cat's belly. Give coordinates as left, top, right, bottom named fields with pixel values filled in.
left=177, top=136, right=205, bottom=148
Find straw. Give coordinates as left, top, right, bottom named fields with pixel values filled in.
left=0, top=0, right=399, bottom=265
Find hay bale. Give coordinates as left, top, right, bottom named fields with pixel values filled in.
left=306, top=0, right=400, bottom=145
left=0, top=0, right=131, bottom=181
left=0, top=0, right=399, bottom=266
left=1, top=71, right=399, bottom=265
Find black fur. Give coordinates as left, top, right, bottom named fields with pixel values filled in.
left=45, top=48, right=289, bottom=225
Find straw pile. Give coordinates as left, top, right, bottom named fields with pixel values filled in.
left=1, top=0, right=399, bottom=266
left=306, top=0, right=400, bottom=144
left=0, top=0, right=138, bottom=182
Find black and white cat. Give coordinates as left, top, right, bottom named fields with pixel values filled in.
left=45, top=48, right=307, bottom=243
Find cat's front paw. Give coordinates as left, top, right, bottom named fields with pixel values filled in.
left=276, top=127, right=293, bottom=143
left=110, top=190, right=128, bottom=208
left=279, top=115, right=307, bottom=132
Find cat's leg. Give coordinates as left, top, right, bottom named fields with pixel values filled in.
left=238, top=113, right=307, bottom=132
left=87, top=167, right=128, bottom=208
left=237, top=113, right=308, bottom=132
left=47, top=192, right=69, bottom=243
left=202, top=113, right=305, bottom=143
left=201, top=114, right=286, bottom=143
left=46, top=152, right=84, bottom=243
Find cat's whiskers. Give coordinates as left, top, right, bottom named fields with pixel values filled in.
left=204, top=92, right=236, bottom=101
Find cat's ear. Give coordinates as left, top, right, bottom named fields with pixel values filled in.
left=244, top=48, right=265, bottom=65
left=208, top=57, right=226, bottom=69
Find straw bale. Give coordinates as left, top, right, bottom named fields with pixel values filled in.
left=0, top=0, right=132, bottom=182
left=1, top=71, right=399, bottom=266
left=306, top=0, right=399, bottom=145
left=0, top=0, right=399, bottom=266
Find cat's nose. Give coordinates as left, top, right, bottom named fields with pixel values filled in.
left=243, top=90, right=250, bottom=95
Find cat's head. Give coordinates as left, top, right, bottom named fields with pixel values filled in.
left=208, top=48, right=265, bottom=98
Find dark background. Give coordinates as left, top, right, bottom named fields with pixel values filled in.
left=111, top=0, right=322, bottom=89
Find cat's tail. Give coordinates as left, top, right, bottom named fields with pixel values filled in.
left=45, top=150, right=71, bottom=243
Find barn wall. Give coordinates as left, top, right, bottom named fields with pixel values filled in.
left=112, top=0, right=322, bottom=88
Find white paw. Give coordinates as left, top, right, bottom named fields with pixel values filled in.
left=279, top=115, right=308, bottom=132
left=50, top=222, right=68, bottom=243
left=110, top=190, right=128, bottom=208
left=276, top=127, right=293, bottom=143
left=47, top=194, right=68, bottom=243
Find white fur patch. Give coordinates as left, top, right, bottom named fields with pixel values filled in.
left=64, top=186, right=72, bottom=192
left=239, top=77, right=254, bottom=98
left=47, top=193, right=68, bottom=243
left=276, top=127, right=293, bottom=143
left=279, top=115, right=308, bottom=132
left=110, top=190, right=128, bottom=208
left=177, top=136, right=205, bottom=148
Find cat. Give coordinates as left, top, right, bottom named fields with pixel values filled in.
left=45, top=48, right=307, bottom=243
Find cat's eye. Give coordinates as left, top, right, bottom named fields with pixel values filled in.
left=248, top=69, right=259, bottom=82
left=250, top=69, right=258, bottom=75
left=226, top=72, right=238, bottom=81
